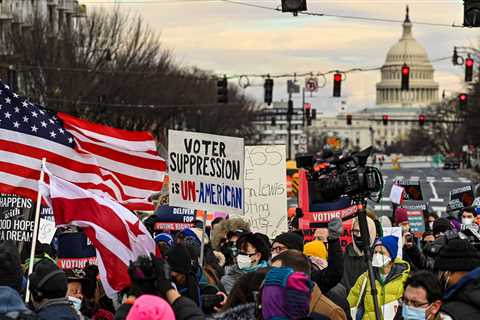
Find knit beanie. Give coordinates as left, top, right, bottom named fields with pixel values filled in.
left=166, top=244, right=191, bottom=275
left=126, top=295, right=175, bottom=320
left=304, top=240, right=327, bottom=260
left=374, top=235, right=399, bottom=259
left=433, top=218, right=452, bottom=236
left=274, top=232, right=304, bottom=252
left=29, top=258, right=67, bottom=299
left=154, top=233, right=173, bottom=247
left=394, top=208, right=409, bottom=224
left=261, top=267, right=312, bottom=320
left=0, top=241, right=23, bottom=292
left=182, top=228, right=209, bottom=246
left=434, top=238, right=480, bottom=271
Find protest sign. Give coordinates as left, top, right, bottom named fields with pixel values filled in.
left=38, top=218, right=57, bottom=244
left=153, top=205, right=196, bottom=232
left=389, top=184, right=404, bottom=204
left=407, top=210, right=425, bottom=235
left=396, top=180, right=423, bottom=201
left=382, top=227, right=403, bottom=258
left=168, top=130, right=244, bottom=215
left=242, top=145, right=287, bottom=239
left=0, top=194, right=35, bottom=243
left=449, top=185, right=474, bottom=208
left=340, top=219, right=353, bottom=250
left=57, top=232, right=97, bottom=271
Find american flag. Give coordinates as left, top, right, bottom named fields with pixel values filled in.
left=0, top=81, right=166, bottom=210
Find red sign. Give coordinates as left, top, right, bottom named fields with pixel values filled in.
left=154, top=222, right=193, bottom=231
left=57, top=257, right=97, bottom=270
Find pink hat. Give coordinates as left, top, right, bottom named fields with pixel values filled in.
left=126, top=295, right=175, bottom=320
left=394, top=208, right=409, bottom=224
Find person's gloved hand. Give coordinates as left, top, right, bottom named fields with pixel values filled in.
left=328, top=217, right=343, bottom=240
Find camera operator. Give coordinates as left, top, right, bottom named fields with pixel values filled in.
left=434, top=238, right=480, bottom=319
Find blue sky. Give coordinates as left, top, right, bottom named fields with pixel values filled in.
left=83, top=0, right=477, bottom=114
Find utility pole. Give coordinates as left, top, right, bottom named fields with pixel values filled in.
left=287, top=94, right=293, bottom=160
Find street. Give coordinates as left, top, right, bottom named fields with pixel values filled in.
left=370, top=166, right=476, bottom=217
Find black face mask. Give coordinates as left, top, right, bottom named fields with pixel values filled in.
left=353, top=235, right=365, bottom=249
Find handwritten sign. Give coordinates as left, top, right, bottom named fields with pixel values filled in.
left=242, top=145, right=287, bottom=239
left=38, top=218, right=57, bottom=244
left=168, top=130, right=244, bottom=215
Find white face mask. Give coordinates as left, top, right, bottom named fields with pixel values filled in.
left=372, top=253, right=391, bottom=268
left=462, top=218, right=474, bottom=226
left=429, top=221, right=434, bottom=230
left=68, top=296, right=82, bottom=311
left=236, top=254, right=252, bottom=270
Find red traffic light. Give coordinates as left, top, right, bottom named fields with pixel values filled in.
left=419, top=114, right=426, bottom=126
left=466, top=58, right=474, bottom=67
left=402, top=65, right=410, bottom=75
left=382, top=114, right=389, bottom=125
left=334, top=73, right=342, bottom=82
left=459, top=93, right=468, bottom=102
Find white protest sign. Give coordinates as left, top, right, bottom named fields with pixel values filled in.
left=242, top=145, right=288, bottom=239
left=168, top=130, right=244, bottom=215
left=381, top=227, right=403, bottom=258
left=38, top=218, right=57, bottom=244
left=389, top=184, right=404, bottom=205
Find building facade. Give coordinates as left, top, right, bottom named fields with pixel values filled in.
left=310, top=7, right=440, bottom=151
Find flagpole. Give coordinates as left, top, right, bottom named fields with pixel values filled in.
left=25, top=157, right=47, bottom=303
left=199, top=212, right=207, bottom=267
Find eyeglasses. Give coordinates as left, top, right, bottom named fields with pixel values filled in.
left=271, top=245, right=288, bottom=254
left=401, top=298, right=430, bottom=309
left=238, top=251, right=257, bottom=257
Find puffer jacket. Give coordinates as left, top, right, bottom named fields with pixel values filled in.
left=35, top=298, right=83, bottom=320
left=347, top=258, right=410, bottom=320
left=440, top=267, right=480, bottom=319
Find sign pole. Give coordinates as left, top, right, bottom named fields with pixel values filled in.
left=199, top=212, right=207, bottom=267
left=25, top=157, right=47, bottom=303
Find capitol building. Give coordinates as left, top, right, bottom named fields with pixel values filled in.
left=311, top=7, right=440, bottom=150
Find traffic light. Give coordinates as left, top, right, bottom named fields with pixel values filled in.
left=7, top=67, right=17, bottom=91
left=459, top=93, right=468, bottom=109
left=271, top=117, right=276, bottom=126
left=453, top=47, right=460, bottom=65
left=465, top=56, right=474, bottom=82
left=419, top=114, right=426, bottom=126
left=217, top=76, right=228, bottom=103
left=346, top=114, right=352, bottom=125
left=464, top=0, right=480, bottom=27
left=287, top=99, right=293, bottom=121
left=401, top=64, right=410, bottom=91
left=333, top=73, right=342, bottom=97
left=311, top=109, right=317, bottom=120
left=382, top=114, right=389, bottom=125
left=264, top=78, right=274, bottom=105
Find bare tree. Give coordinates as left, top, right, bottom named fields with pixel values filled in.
left=6, top=9, right=259, bottom=143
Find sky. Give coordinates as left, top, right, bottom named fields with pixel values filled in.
left=82, top=0, right=478, bottom=115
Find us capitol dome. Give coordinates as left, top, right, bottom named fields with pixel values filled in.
left=376, top=6, right=439, bottom=107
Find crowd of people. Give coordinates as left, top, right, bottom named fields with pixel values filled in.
left=2, top=201, right=480, bottom=320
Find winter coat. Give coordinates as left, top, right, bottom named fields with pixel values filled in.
left=347, top=258, right=410, bottom=320
left=208, top=303, right=255, bottom=320
left=341, top=244, right=368, bottom=293
left=0, top=286, right=37, bottom=320
left=220, top=266, right=246, bottom=295
left=440, top=267, right=480, bottom=320
left=311, top=238, right=344, bottom=294
left=35, top=298, right=82, bottom=320
left=171, top=296, right=205, bottom=320
left=310, top=284, right=347, bottom=320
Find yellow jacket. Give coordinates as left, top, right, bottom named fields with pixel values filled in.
left=348, top=258, right=410, bottom=320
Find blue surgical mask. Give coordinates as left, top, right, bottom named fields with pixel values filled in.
left=402, top=304, right=427, bottom=320
left=68, top=296, right=82, bottom=311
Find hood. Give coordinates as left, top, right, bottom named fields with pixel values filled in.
left=0, top=286, right=28, bottom=314
left=444, top=267, right=480, bottom=308
left=375, top=258, right=410, bottom=283
left=211, top=303, right=256, bottom=320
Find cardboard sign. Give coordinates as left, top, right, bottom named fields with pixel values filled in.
left=449, top=185, right=474, bottom=208
left=397, top=180, right=423, bottom=201
left=407, top=210, right=425, bottom=234
left=243, top=145, right=287, bottom=239
left=57, top=232, right=97, bottom=271
left=168, top=130, right=244, bottom=215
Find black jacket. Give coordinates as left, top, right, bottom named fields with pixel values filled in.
left=340, top=244, right=367, bottom=293
left=441, top=267, right=480, bottom=320
left=311, top=238, right=344, bottom=294
left=171, top=296, right=205, bottom=320
left=35, top=298, right=81, bottom=320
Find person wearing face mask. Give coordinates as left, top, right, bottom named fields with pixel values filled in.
left=221, top=232, right=269, bottom=294
left=348, top=235, right=410, bottom=320
left=65, top=270, right=86, bottom=313
left=340, top=213, right=378, bottom=293
left=460, top=206, right=479, bottom=230
left=393, top=271, right=443, bottom=320
left=424, top=213, right=438, bottom=233
left=434, top=238, right=480, bottom=319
